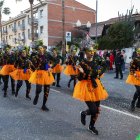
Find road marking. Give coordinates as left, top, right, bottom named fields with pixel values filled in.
left=101, top=105, right=140, bottom=120
left=51, top=89, right=61, bottom=93
left=51, top=88, right=140, bottom=120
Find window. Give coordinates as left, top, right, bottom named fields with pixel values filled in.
left=18, top=33, right=21, bottom=38
left=18, top=21, right=20, bottom=26
left=28, top=29, right=30, bottom=38
left=40, top=9, right=43, bottom=18
left=40, top=26, right=43, bottom=34
left=28, top=15, right=30, bottom=23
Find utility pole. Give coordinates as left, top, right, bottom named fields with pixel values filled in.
left=62, top=0, right=65, bottom=56
left=95, top=0, right=98, bottom=43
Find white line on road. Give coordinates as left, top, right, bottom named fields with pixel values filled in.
left=101, top=105, right=140, bottom=120
left=51, top=89, right=61, bottom=93
left=51, top=88, right=140, bottom=120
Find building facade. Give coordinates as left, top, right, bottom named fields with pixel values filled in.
left=1, top=0, right=96, bottom=48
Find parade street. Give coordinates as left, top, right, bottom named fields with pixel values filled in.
left=0, top=71, right=140, bottom=140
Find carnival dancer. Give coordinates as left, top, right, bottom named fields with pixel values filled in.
left=126, top=48, right=140, bottom=111
left=51, top=48, right=63, bottom=87
left=73, top=46, right=108, bottom=135
left=29, top=45, right=55, bottom=111
left=10, top=48, right=33, bottom=100
left=0, top=45, right=16, bottom=97
left=64, top=49, right=79, bottom=88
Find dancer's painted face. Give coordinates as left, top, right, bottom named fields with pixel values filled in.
left=38, top=46, right=44, bottom=54
left=22, top=50, right=26, bottom=57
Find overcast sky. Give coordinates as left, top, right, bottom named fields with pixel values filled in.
left=2, top=0, right=140, bottom=22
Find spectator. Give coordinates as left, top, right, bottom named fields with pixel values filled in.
left=114, top=50, right=124, bottom=80
left=121, top=50, right=127, bottom=73
left=78, top=48, right=85, bottom=61
left=132, top=48, right=137, bottom=59
left=109, top=52, right=114, bottom=70
left=106, top=56, right=110, bottom=71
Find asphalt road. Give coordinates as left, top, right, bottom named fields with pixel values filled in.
left=0, top=71, right=140, bottom=140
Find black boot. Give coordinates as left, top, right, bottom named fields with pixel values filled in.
left=88, top=125, right=98, bottom=135
left=130, top=101, right=135, bottom=111
left=26, top=89, right=31, bottom=100
left=26, top=94, right=31, bottom=100
left=52, top=82, right=55, bottom=86
left=41, top=93, right=49, bottom=111
left=33, top=95, right=39, bottom=105
left=56, top=84, right=61, bottom=87
left=12, top=90, right=15, bottom=95
left=41, top=105, right=49, bottom=111
left=3, top=92, right=7, bottom=97
left=15, top=88, right=19, bottom=97
left=136, top=98, right=140, bottom=108
left=80, top=111, right=86, bottom=125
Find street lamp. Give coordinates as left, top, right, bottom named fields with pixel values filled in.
left=76, top=20, right=82, bottom=27
left=86, top=21, right=91, bottom=28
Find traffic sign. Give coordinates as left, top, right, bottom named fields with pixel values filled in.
left=66, top=32, right=71, bottom=42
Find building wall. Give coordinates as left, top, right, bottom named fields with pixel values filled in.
left=48, top=0, right=96, bottom=46
left=1, top=0, right=95, bottom=48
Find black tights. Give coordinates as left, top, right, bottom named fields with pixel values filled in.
left=35, top=85, right=50, bottom=107
left=68, top=75, right=76, bottom=88
left=53, top=73, right=61, bottom=85
left=132, top=85, right=140, bottom=106
left=83, top=101, right=100, bottom=126
left=3, top=75, right=15, bottom=94
left=16, top=80, right=31, bottom=96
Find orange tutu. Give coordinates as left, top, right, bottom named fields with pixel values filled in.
left=52, top=64, right=63, bottom=73
left=0, top=65, right=15, bottom=75
left=63, top=65, right=79, bottom=76
left=94, top=79, right=108, bottom=101
left=29, top=70, right=55, bottom=85
left=126, top=72, right=140, bottom=86
left=10, top=69, right=33, bottom=81
left=73, top=79, right=108, bottom=102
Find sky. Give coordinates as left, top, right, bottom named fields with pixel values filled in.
left=2, top=0, right=140, bottom=22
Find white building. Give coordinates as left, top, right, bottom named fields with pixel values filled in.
left=1, top=2, right=48, bottom=47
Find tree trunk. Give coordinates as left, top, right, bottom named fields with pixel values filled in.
left=0, top=12, right=2, bottom=43
left=30, top=3, right=34, bottom=42
left=29, top=0, right=34, bottom=42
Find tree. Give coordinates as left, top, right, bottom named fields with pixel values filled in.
left=0, top=0, right=11, bottom=42
left=98, top=21, right=134, bottom=50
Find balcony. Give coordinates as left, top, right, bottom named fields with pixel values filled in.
left=20, top=24, right=25, bottom=30
left=28, top=18, right=38, bottom=26
left=12, top=27, right=17, bottom=32
left=2, top=29, right=8, bottom=34
left=28, top=33, right=39, bottom=40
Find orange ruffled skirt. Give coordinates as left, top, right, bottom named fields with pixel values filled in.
left=0, top=65, right=15, bottom=76
left=29, top=70, right=55, bottom=85
left=73, top=79, right=108, bottom=102
left=126, top=71, right=140, bottom=86
left=52, top=64, right=63, bottom=73
left=10, top=69, right=33, bottom=81
left=63, top=65, right=79, bottom=76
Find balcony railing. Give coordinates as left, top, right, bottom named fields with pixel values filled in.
left=28, top=33, right=39, bottom=40
left=28, top=18, right=38, bottom=25
left=2, top=29, right=8, bottom=34
left=20, top=24, right=25, bottom=30
left=12, top=27, right=17, bottom=32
